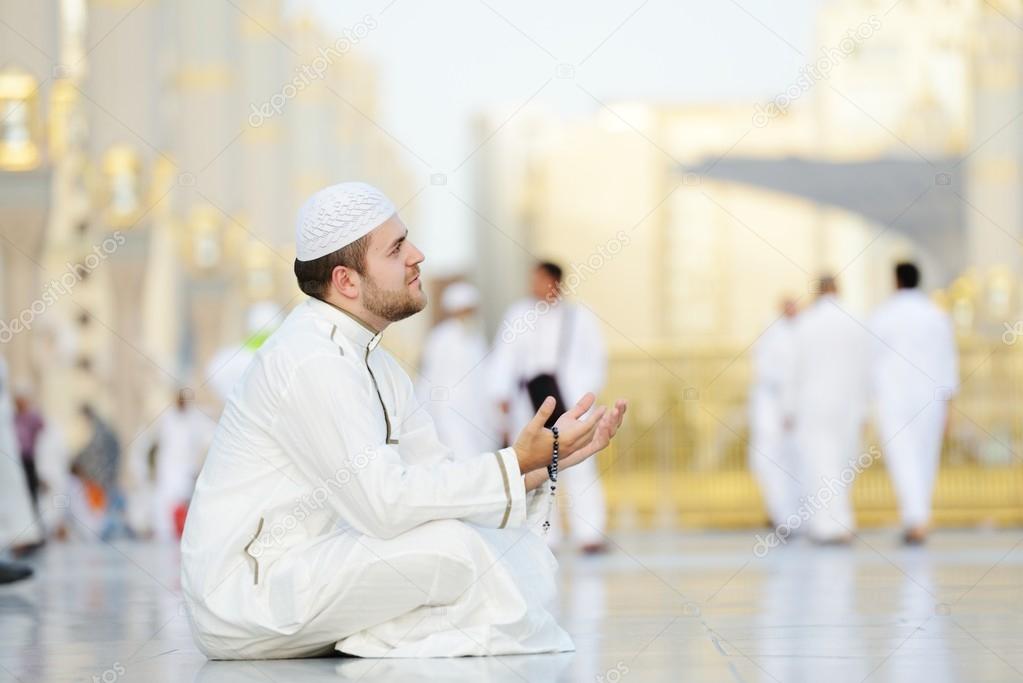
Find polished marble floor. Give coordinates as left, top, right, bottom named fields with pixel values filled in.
left=1, top=529, right=1021, bottom=682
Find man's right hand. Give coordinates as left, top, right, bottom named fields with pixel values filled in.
left=512, top=394, right=604, bottom=474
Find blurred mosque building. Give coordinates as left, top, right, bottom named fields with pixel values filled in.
left=0, top=0, right=414, bottom=449
left=469, top=0, right=1023, bottom=526
left=3, top=0, right=1023, bottom=529
left=474, top=0, right=1019, bottom=345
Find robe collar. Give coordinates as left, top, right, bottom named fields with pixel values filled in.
left=306, top=297, right=384, bottom=352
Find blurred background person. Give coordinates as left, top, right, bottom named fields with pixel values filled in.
left=415, top=281, right=499, bottom=457
left=790, top=276, right=870, bottom=545
left=205, top=302, right=285, bottom=407
left=131, top=389, right=216, bottom=541
left=70, top=405, right=125, bottom=541
left=489, top=261, right=609, bottom=554
left=869, top=262, right=959, bottom=545
left=0, top=356, right=42, bottom=579
left=749, top=298, right=801, bottom=532
left=13, top=386, right=45, bottom=517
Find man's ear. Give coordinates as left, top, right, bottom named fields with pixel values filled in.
left=330, top=265, right=360, bottom=300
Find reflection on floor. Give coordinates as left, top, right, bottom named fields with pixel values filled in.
left=1, top=530, right=1022, bottom=682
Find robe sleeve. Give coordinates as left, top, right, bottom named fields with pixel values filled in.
left=486, top=305, right=521, bottom=404
left=565, top=305, right=607, bottom=397
left=938, top=314, right=959, bottom=396
left=272, top=354, right=528, bottom=540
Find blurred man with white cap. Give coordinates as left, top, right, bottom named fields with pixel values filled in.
left=415, top=281, right=499, bottom=458
left=488, top=262, right=610, bottom=554
left=205, top=301, right=285, bottom=405
left=789, top=275, right=870, bottom=544
left=869, top=262, right=958, bottom=544
left=749, top=298, right=801, bottom=531
left=131, top=388, right=215, bottom=540
left=181, top=181, right=627, bottom=659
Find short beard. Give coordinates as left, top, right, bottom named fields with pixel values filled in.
left=362, top=272, right=426, bottom=323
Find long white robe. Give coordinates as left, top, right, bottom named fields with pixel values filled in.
left=34, top=422, right=71, bottom=534
left=181, top=297, right=569, bottom=660
left=133, top=406, right=216, bottom=540
left=789, top=295, right=870, bottom=540
left=488, top=299, right=607, bottom=546
left=748, top=317, right=801, bottom=527
left=869, top=290, right=957, bottom=528
left=0, top=357, right=41, bottom=549
left=414, top=317, right=499, bottom=458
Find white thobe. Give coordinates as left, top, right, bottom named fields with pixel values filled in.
left=0, top=358, right=41, bottom=549
left=869, top=290, right=957, bottom=528
left=181, top=297, right=569, bottom=660
left=135, top=407, right=215, bottom=540
left=748, top=318, right=801, bottom=527
left=790, top=295, right=870, bottom=540
left=488, top=299, right=608, bottom=547
left=415, top=317, right=499, bottom=458
left=34, top=423, right=71, bottom=534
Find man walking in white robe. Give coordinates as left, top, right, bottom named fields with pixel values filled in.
left=0, top=357, right=41, bottom=583
left=790, top=276, right=869, bottom=544
left=869, top=262, right=957, bottom=544
left=749, top=298, right=801, bottom=530
left=181, top=182, right=626, bottom=660
left=415, top=282, right=498, bottom=457
left=133, top=389, right=215, bottom=540
left=488, top=262, right=610, bottom=554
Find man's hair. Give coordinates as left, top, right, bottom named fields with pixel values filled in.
left=895, top=261, right=920, bottom=289
left=294, top=234, right=371, bottom=299
left=818, top=274, right=837, bottom=295
left=536, top=261, right=563, bottom=283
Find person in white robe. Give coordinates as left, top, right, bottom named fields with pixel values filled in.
left=415, top=282, right=499, bottom=457
left=205, top=302, right=284, bottom=405
left=132, top=389, right=216, bottom=540
left=749, top=298, right=802, bottom=530
left=789, top=276, right=870, bottom=544
left=180, top=182, right=627, bottom=660
left=0, top=356, right=41, bottom=583
left=868, top=262, right=957, bottom=544
left=488, top=262, right=610, bottom=554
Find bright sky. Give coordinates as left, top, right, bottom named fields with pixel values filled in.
left=297, top=0, right=830, bottom=273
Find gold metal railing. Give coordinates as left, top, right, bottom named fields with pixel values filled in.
left=597, top=341, right=1023, bottom=529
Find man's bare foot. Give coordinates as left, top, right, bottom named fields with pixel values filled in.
left=580, top=542, right=609, bottom=556
left=903, top=526, right=928, bottom=545
left=10, top=541, right=44, bottom=559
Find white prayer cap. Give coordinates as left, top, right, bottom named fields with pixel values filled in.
left=441, top=282, right=480, bottom=314
left=295, top=182, right=396, bottom=261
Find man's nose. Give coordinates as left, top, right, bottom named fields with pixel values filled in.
left=407, top=242, right=425, bottom=265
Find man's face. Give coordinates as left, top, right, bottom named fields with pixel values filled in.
left=531, top=268, right=559, bottom=301
left=361, top=215, right=427, bottom=322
